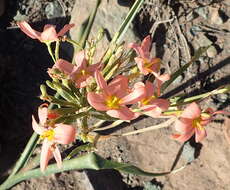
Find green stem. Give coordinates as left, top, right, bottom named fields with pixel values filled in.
left=0, top=153, right=98, bottom=190
left=171, top=85, right=230, bottom=106
left=6, top=133, right=39, bottom=180
left=79, top=0, right=101, bottom=49
left=46, top=42, right=56, bottom=63
left=65, top=38, right=83, bottom=49
left=55, top=41, right=60, bottom=60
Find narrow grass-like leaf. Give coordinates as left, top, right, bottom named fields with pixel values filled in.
left=0, top=153, right=176, bottom=190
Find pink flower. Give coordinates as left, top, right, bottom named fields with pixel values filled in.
left=135, top=81, right=169, bottom=117
left=172, top=102, right=230, bottom=143
left=87, top=70, right=146, bottom=120
left=129, top=35, right=161, bottom=76
left=17, top=21, right=74, bottom=43
left=32, top=105, right=76, bottom=171
left=53, top=51, right=100, bottom=88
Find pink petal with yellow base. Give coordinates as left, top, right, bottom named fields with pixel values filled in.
left=87, top=93, right=108, bottom=111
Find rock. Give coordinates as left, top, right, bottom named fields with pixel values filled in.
left=194, top=7, right=209, bottom=19
left=209, top=7, right=224, bottom=25
left=143, top=182, right=162, bottom=190
left=70, top=0, right=137, bottom=61
left=196, top=34, right=213, bottom=47
left=217, top=93, right=228, bottom=103
left=181, top=142, right=195, bottom=163
left=207, top=45, right=218, bottom=58
left=45, top=1, right=65, bottom=19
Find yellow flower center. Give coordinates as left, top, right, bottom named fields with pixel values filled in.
left=192, top=118, right=204, bottom=130
left=106, top=96, right=121, bottom=109
left=141, top=95, right=156, bottom=105
left=74, top=69, right=90, bottom=79
left=40, top=129, right=55, bottom=141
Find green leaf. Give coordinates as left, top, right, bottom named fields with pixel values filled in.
left=54, top=112, right=88, bottom=124
left=91, top=113, right=118, bottom=121
left=111, top=0, right=144, bottom=44
left=161, top=46, right=210, bottom=92
left=76, top=0, right=101, bottom=50
left=0, top=153, right=174, bottom=190
left=66, top=144, right=94, bottom=160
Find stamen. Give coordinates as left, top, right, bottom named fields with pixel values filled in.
left=192, top=118, right=204, bottom=130
left=141, top=95, right=156, bottom=105
left=40, top=129, right=55, bottom=141
left=106, top=96, right=120, bottom=109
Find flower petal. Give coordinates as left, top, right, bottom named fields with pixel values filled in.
left=55, top=59, right=75, bottom=75
left=171, top=132, right=194, bottom=142
left=87, top=92, right=108, bottom=111
left=121, top=84, right=146, bottom=105
left=107, top=75, right=129, bottom=97
left=175, top=118, right=194, bottom=133
left=141, top=35, right=151, bottom=58
left=41, top=25, right=58, bottom=42
left=134, top=57, right=149, bottom=75
left=54, top=124, right=76, bottom=144
left=95, top=70, right=109, bottom=94
left=53, top=146, right=62, bottom=168
left=38, top=105, right=48, bottom=126
left=57, top=24, right=75, bottom=36
left=17, top=21, right=41, bottom=39
left=195, top=127, right=207, bottom=142
left=74, top=50, right=86, bottom=67
left=32, top=115, right=45, bottom=135
left=141, top=99, right=169, bottom=117
left=40, top=139, right=53, bottom=172
left=143, top=81, right=154, bottom=97
left=106, top=106, right=138, bottom=120
left=181, top=102, right=201, bottom=119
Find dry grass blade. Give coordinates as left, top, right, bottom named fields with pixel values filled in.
left=120, top=117, right=176, bottom=136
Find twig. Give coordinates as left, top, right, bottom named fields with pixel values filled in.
left=119, top=117, right=176, bottom=136
left=174, top=17, right=191, bottom=62
left=150, top=17, right=175, bottom=38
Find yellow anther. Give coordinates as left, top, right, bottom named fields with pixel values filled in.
left=40, top=129, right=55, bottom=141
left=192, top=118, right=204, bottom=130
left=141, top=95, right=156, bottom=105
left=106, top=96, right=121, bottom=109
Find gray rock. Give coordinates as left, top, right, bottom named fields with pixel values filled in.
left=194, top=7, right=209, bottom=20
left=181, top=142, right=195, bottom=163
left=45, top=1, right=65, bottom=19
left=217, top=94, right=228, bottom=103
left=207, top=45, right=218, bottom=58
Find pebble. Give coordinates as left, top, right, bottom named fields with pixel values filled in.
left=217, top=94, right=228, bottom=103
left=207, top=45, right=218, bottom=58
left=182, top=142, right=195, bottom=163
left=45, top=1, right=64, bottom=19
